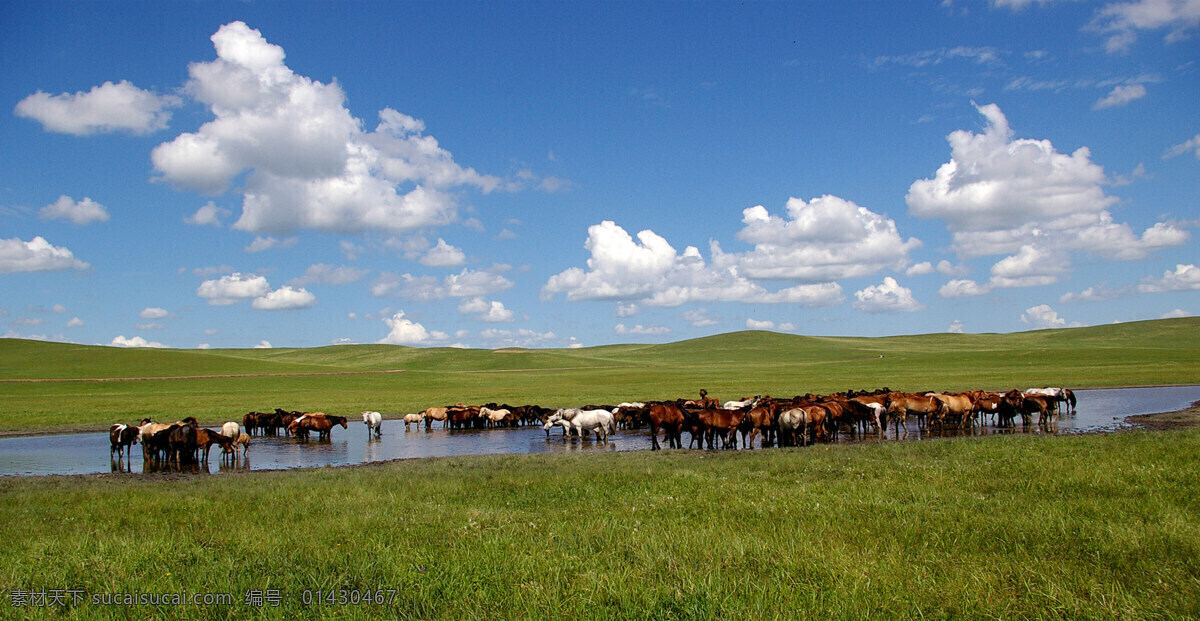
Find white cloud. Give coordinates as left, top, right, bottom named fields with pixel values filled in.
left=66, top=317, right=84, bottom=328
left=1164, top=134, right=1200, bottom=159
left=111, top=335, right=167, bottom=348
left=541, top=220, right=846, bottom=308
left=1088, top=0, right=1200, bottom=53
left=948, top=320, right=965, bottom=333
left=372, top=267, right=514, bottom=300
left=15, top=80, right=180, bottom=135
left=614, top=323, right=671, bottom=336
left=419, top=238, right=467, bottom=267
left=245, top=235, right=298, bottom=253
left=938, top=279, right=993, bottom=298
left=746, top=318, right=776, bottom=330
left=139, top=307, right=170, bottom=319
left=906, top=262, right=935, bottom=276
left=378, top=311, right=448, bottom=345
left=477, top=328, right=559, bottom=349
left=1161, top=308, right=1191, bottom=318
left=1059, top=284, right=1129, bottom=302
left=1020, top=304, right=1079, bottom=329
left=289, top=264, right=369, bottom=286
left=1138, top=263, right=1200, bottom=292
left=151, top=22, right=500, bottom=236
left=185, top=201, right=231, bottom=227
left=253, top=340, right=273, bottom=349
left=616, top=302, right=640, bottom=318
left=196, top=272, right=270, bottom=305
left=681, top=308, right=717, bottom=327
left=1093, top=84, right=1147, bottom=109
left=907, top=103, right=1187, bottom=288
left=0, top=236, right=89, bottom=274
left=251, top=286, right=317, bottom=310
left=988, top=245, right=1069, bottom=288
left=38, top=196, right=110, bottom=225
left=852, top=277, right=924, bottom=313
left=457, top=298, right=514, bottom=322
left=736, top=196, right=921, bottom=282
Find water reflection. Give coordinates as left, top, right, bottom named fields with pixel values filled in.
left=1, top=385, right=1196, bottom=477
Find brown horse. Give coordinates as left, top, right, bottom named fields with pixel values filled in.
left=195, top=428, right=234, bottom=462
left=696, top=408, right=746, bottom=449
left=422, top=407, right=449, bottom=430
left=289, top=413, right=348, bottom=440
left=883, top=393, right=941, bottom=436
left=644, top=402, right=684, bottom=450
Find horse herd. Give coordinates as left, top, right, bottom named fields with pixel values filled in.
left=108, top=387, right=1077, bottom=464
left=108, top=409, right=349, bottom=465
left=402, top=386, right=1077, bottom=451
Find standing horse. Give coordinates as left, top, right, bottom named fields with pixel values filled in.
left=422, top=407, right=449, bottom=430
left=643, top=403, right=684, bottom=450
left=363, top=411, right=383, bottom=436
left=109, top=424, right=139, bottom=460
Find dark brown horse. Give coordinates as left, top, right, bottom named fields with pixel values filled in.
left=288, top=413, right=348, bottom=440
left=195, top=428, right=234, bottom=462
left=643, top=403, right=684, bottom=450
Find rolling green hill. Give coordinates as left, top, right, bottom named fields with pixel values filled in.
left=1, top=317, right=1197, bottom=433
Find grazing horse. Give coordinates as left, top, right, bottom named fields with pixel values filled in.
left=363, top=411, right=383, bottom=436
left=643, top=403, right=685, bottom=450
left=230, top=433, right=251, bottom=458
left=547, top=408, right=616, bottom=442
left=1025, top=387, right=1076, bottom=415
left=109, top=424, right=139, bottom=460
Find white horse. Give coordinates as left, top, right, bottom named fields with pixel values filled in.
left=1024, top=387, right=1077, bottom=414
left=547, top=408, right=616, bottom=442
left=480, top=406, right=511, bottom=428
left=362, top=411, right=383, bottom=436
left=221, top=421, right=240, bottom=439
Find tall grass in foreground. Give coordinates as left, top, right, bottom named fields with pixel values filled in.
left=1, top=430, right=1198, bottom=619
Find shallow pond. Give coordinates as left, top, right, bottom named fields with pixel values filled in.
left=1, top=385, right=1196, bottom=477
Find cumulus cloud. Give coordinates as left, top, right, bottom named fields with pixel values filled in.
left=15, top=80, right=180, bottom=135
left=852, top=277, right=924, bottom=313
left=1059, top=284, right=1129, bottom=303
left=541, top=220, right=846, bottom=308
left=1164, top=134, right=1200, bottom=159
left=1161, top=308, right=1191, bottom=318
left=419, top=238, right=467, bottom=267
left=185, top=201, right=231, bottom=227
left=38, top=196, right=110, bottom=225
left=66, top=317, right=85, bottom=328
left=746, top=318, right=776, bottom=330
left=0, top=236, right=89, bottom=274
left=378, top=311, right=448, bottom=345
left=1093, top=84, right=1147, bottom=109
left=1088, top=0, right=1200, bottom=53
left=1020, top=304, right=1079, bottom=330
left=736, top=196, right=921, bottom=282
left=938, top=279, right=993, bottom=298
left=196, top=272, right=270, bottom=305
left=948, top=320, right=965, bottom=334
left=288, top=264, right=369, bottom=286
left=151, top=22, right=501, bottom=236
left=907, top=103, right=1187, bottom=290
left=1138, top=263, right=1200, bottom=292
left=457, top=298, right=515, bottom=322
left=251, top=286, right=317, bottom=310
left=616, top=302, right=640, bottom=318
left=139, top=307, right=170, bottom=319
left=253, top=340, right=273, bottom=349
left=111, top=335, right=167, bottom=348
left=682, top=308, right=717, bottom=327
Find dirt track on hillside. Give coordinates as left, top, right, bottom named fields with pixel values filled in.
left=0, top=369, right=408, bottom=383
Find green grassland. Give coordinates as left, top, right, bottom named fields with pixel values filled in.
left=1, top=317, right=1198, bottom=434
left=0, top=430, right=1197, bottom=619
left=1, top=319, right=1199, bottom=619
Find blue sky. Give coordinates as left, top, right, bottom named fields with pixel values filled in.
left=2, top=0, right=1197, bottom=350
